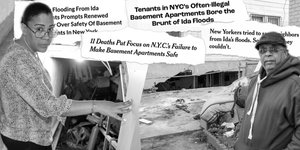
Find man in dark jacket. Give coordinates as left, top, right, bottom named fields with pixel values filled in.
left=234, top=31, right=300, bottom=150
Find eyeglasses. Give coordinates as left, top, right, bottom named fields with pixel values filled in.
left=24, top=24, right=58, bottom=38
left=258, top=46, right=284, bottom=54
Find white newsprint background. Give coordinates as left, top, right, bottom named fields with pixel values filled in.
left=126, top=0, right=249, bottom=31
left=14, top=0, right=128, bottom=45
left=14, top=0, right=251, bottom=65
left=81, top=28, right=205, bottom=65
left=202, top=21, right=300, bottom=58
left=13, top=0, right=300, bottom=150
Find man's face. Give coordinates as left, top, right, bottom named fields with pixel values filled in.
left=258, top=44, right=288, bottom=74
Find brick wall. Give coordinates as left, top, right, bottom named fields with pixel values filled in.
left=289, top=0, right=300, bottom=26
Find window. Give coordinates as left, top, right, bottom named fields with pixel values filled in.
left=268, top=16, right=280, bottom=25
left=251, top=14, right=281, bottom=26
left=251, top=15, right=264, bottom=23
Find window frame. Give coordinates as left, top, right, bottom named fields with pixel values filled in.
left=250, top=14, right=281, bottom=26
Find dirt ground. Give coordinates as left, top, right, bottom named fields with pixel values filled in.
left=141, top=130, right=212, bottom=150
left=139, top=86, right=234, bottom=150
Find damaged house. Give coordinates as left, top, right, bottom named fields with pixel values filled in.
left=145, top=54, right=258, bottom=92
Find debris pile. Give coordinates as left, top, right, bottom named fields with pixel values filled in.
left=206, top=112, right=241, bottom=149
left=174, top=98, right=190, bottom=113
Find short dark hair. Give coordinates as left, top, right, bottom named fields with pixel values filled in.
left=21, top=2, right=52, bottom=25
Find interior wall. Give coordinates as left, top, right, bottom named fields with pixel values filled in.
left=40, top=56, right=69, bottom=97
left=0, top=0, right=14, bottom=59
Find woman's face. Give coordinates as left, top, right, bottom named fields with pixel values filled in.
left=23, top=13, right=54, bottom=53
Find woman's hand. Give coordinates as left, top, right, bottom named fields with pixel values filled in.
left=95, top=100, right=132, bottom=121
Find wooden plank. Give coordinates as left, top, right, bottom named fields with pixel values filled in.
left=51, top=123, right=62, bottom=150
left=139, top=118, right=153, bottom=125
left=99, top=127, right=118, bottom=148
left=204, top=129, right=229, bottom=150
left=131, top=122, right=141, bottom=150
left=200, top=119, right=208, bottom=130
left=117, top=62, right=148, bottom=150
left=201, top=119, right=234, bottom=150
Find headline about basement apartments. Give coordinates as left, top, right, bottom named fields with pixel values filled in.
left=51, top=0, right=233, bottom=32
left=52, top=5, right=122, bottom=35
left=130, top=1, right=234, bottom=26
left=89, top=38, right=198, bottom=58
